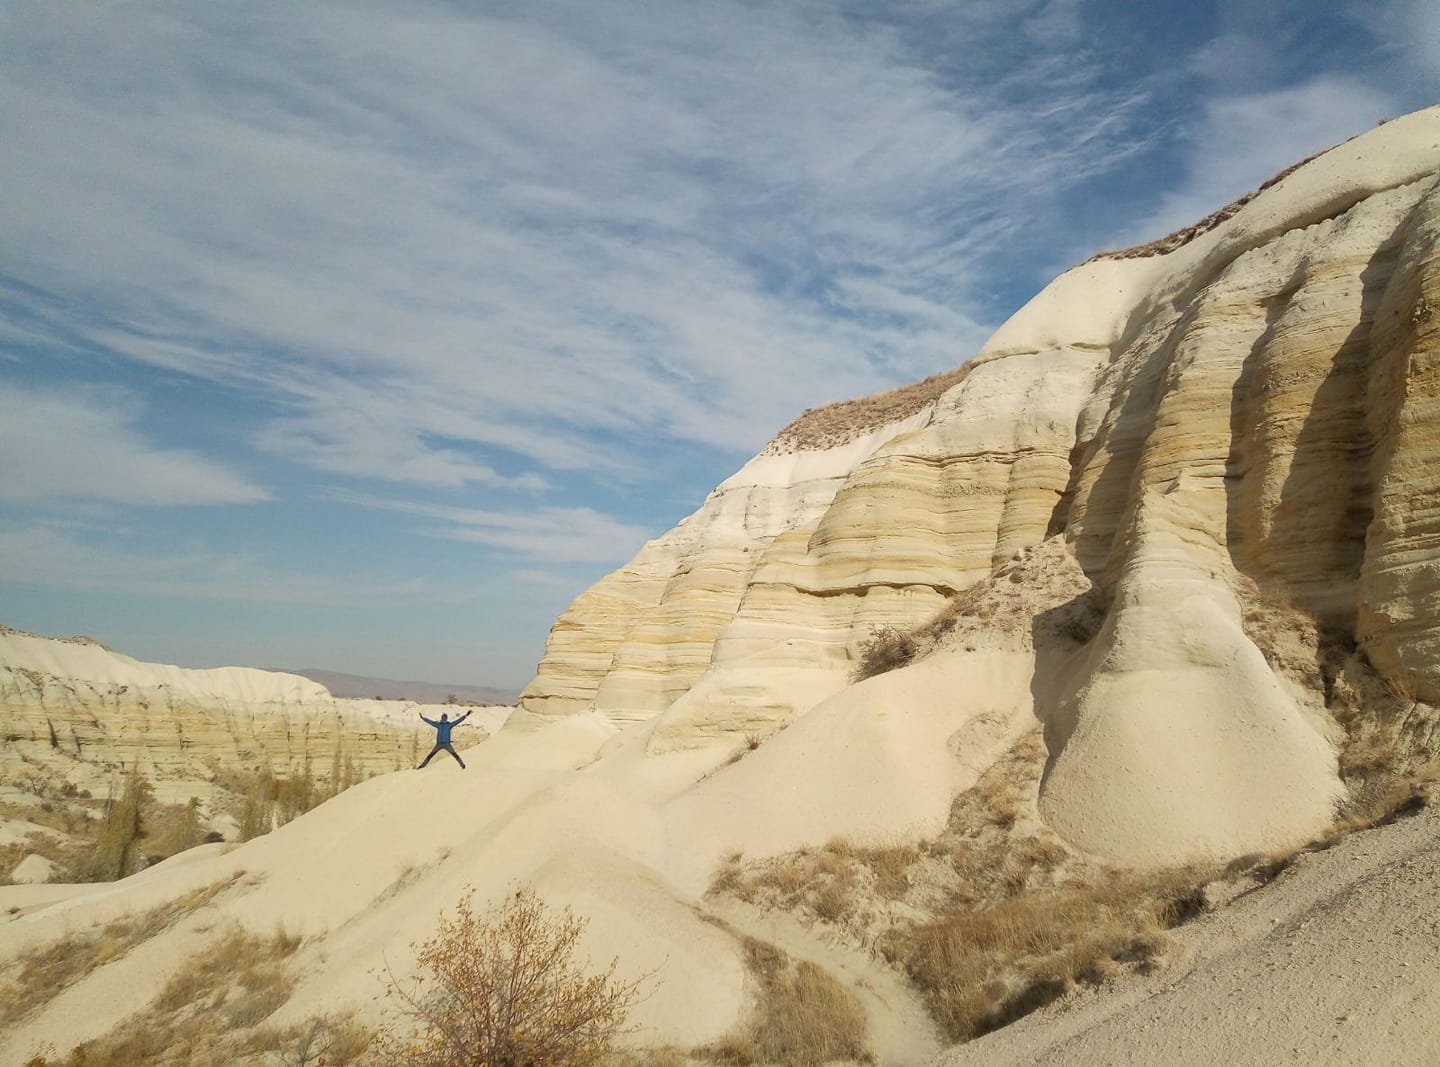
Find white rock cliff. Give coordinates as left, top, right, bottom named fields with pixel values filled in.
left=522, top=106, right=1440, bottom=866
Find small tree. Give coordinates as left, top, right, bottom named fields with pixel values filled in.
left=78, top=763, right=150, bottom=881
left=380, top=887, right=645, bottom=1067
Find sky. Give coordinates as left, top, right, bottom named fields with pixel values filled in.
left=2, top=0, right=1437, bottom=689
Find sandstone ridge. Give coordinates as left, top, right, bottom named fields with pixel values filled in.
left=523, top=104, right=1440, bottom=866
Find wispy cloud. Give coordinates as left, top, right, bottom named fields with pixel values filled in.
left=0, top=519, right=429, bottom=605
left=1371, top=0, right=1440, bottom=86
left=0, top=0, right=1157, bottom=492
left=0, top=381, right=269, bottom=506
left=329, top=491, right=654, bottom=564
left=1120, top=77, right=1401, bottom=247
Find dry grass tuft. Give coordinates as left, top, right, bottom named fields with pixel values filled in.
left=40, top=923, right=310, bottom=1066
left=605, top=1046, right=691, bottom=1067
left=0, top=877, right=238, bottom=1030
left=243, top=1011, right=375, bottom=1065
left=704, top=938, right=869, bottom=1067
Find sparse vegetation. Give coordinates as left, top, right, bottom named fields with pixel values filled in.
left=1083, top=141, right=1338, bottom=264
left=378, top=886, right=645, bottom=1067
left=74, top=762, right=149, bottom=881
left=1234, top=581, right=1440, bottom=834
left=852, top=625, right=919, bottom=682
left=41, top=923, right=314, bottom=1066
left=885, top=869, right=1208, bottom=1042
left=707, top=730, right=1220, bottom=1045
left=703, top=939, right=868, bottom=1067
left=218, top=752, right=368, bottom=843
left=243, top=1011, right=375, bottom=1066
left=766, top=367, right=972, bottom=454
left=848, top=541, right=1105, bottom=683
left=0, top=877, right=239, bottom=1031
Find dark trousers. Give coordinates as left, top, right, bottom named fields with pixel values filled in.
left=419, top=743, right=465, bottom=769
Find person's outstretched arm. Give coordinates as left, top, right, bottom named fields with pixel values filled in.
left=420, top=714, right=438, bottom=728
left=456, top=710, right=472, bottom=725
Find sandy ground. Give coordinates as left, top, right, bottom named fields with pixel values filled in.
left=934, top=801, right=1440, bottom=1066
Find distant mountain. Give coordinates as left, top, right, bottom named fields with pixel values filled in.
left=278, top=667, right=519, bottom=706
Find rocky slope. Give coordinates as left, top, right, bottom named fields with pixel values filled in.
left=5, top=108, right=1440, bottom=1066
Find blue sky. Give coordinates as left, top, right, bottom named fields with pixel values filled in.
left=2, top=0, right=1437, bottom=688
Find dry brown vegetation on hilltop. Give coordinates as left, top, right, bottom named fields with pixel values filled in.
left=764, top=365, right=972, bottom=455
left=1082, top=123, right=1387, bottom=264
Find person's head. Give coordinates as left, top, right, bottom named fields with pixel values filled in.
left=440, top=712, right=450, bottom=721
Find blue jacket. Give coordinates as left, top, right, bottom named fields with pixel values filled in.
left=422, top=711, right=470, bottom=745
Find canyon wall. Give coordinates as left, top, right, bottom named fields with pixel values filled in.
left=0, top=627, right=509, bottom=802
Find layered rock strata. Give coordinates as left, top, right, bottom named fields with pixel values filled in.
left=0, top=628, right=508, bottom=797
left=525, top=107, right=1440, bottom=864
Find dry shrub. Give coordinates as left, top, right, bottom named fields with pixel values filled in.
left=705, top=939, right=868, bottom=1067
left=886, top=870, right=1209, bottom=1042
left=378, top=886, right=644, bottom=1067
left=853, top=626, right=918, bottom=682
left=146, top=796, right=204, bottom=861
left=212, top=753, right=368, bottom=845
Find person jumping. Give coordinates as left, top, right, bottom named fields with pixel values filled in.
left=417, top=710, right=471, bottom=769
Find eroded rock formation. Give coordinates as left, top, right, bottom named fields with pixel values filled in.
left=0, top=627, right=508, bottom=800
left=523, top=107, right=1440, bottom=865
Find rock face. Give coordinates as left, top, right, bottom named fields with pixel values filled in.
left=523, top=107, right=1440, bottom=865
left=0, top=627, right=510, bottom=797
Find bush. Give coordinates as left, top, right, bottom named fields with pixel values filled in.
left=380, top=887, right=645, bottom=1067
left=853, top=625, right=918, bottom=681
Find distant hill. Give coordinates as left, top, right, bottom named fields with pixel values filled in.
left=278, top=667, right=519, bottom=706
